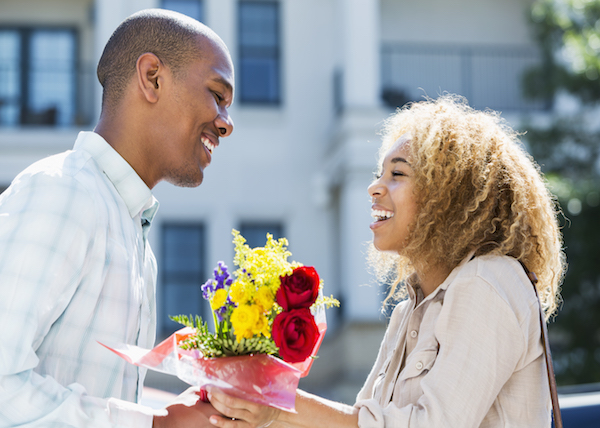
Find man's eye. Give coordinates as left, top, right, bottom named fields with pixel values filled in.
left=213, top=92, right=224, bottom=102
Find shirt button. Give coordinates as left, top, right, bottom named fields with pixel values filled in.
left=410, top=330, right=418, bottom=338
left=416, top=362, right=424, bottom=370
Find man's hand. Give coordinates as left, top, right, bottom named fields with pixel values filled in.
left=153, top=386, right=221, bottom=428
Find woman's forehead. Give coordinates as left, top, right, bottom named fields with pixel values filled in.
left=384, top=133, right=412, bottom=160
left=391, top=133, right=411, bottom=149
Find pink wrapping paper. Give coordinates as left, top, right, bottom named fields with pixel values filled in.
left=100, top=315, right=327, bottom=412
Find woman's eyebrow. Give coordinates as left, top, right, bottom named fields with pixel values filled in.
left=391, top=157, right=411, bottom=166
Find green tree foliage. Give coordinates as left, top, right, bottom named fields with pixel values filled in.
left=525, top=0, right=600, bottom=385
left=526, top=0, right=600, bottom=103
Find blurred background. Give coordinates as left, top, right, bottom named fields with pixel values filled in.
left=0, top=0, right=599, bottom=419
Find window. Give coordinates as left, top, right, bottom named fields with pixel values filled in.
left=161, top=0, right=204, bottom=22
left=238, top=1, right=280, bottom=104
left=240, top=222, right=283, bottom=248
left=0, top=28, right=77, bottom=127
left=161, top=223, right=207, bottom=337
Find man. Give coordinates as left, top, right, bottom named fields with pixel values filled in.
left=0, top=9, right=233, bottom=427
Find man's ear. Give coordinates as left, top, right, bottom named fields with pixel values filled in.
left=136, top=52, right=164, bottom=103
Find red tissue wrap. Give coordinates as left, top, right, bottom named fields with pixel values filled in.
left=100, top=306, right=327, bottom=412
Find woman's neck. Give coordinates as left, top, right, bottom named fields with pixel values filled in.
left=416, top=263, right=451, bottom=297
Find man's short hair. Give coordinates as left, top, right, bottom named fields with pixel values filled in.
left=97, top=9, right=209, bottom=109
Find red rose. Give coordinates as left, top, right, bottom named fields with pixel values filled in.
left=272, top=308, right=319, bottom=363
left=276, top=266, right=320, bottom=311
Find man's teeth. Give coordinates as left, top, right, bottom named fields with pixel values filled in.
left=371, top=209, right=394, bottom=221
left=201, top=137, right=215, bottom=154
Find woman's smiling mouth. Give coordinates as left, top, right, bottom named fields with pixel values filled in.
left=371, top=209, right=394, bottom=222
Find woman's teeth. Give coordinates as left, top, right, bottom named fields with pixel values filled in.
left=371, top=209, right=394, bottom=221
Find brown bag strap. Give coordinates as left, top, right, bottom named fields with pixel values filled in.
left=520, top=263, right=563, bottom=428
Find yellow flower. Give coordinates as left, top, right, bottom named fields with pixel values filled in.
left=210, top=288, right=228, bottom=311
left=231, top=304, right=260, bottom=340
left=231, top=229, right=294, bottom=293
left=230, top=281, right=251, bottom=305
left=254, top=286, right=275, bottom=312
left=254, top=313, right=271, bottom=338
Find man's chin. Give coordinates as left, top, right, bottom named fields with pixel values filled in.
left=166, top=171, right=204, bottom=188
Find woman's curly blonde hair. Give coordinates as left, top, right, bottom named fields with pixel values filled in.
left=370, top=95, right=566, bottom=319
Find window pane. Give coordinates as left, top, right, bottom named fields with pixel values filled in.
left=240, top=222, right=283, bottom=249
left=239, top=1, right=280, bottom=104
left=240, top=2, right=278, bottom=47
left=162, top=224, right=207, bottom=335
left=0, top=31, right=20, bottom=126
left=161, top=0, right=204, bottom=22
left=163, top=225, right=204, bottom=278
left=28, top=30, right=75, bottom=126
left=240, top=57, right=279, bottom=102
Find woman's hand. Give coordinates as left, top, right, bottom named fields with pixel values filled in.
left=207, top=387, right=281, bottom=428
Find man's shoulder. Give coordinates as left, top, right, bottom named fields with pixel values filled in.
left=1, top=147, right=110, bottom=219
left=12, top=147, right=103, bottom=194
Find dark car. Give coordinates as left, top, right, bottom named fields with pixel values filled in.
left=555, top=384, right=600, bottom=428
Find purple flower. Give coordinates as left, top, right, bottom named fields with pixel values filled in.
left=201, top=279, right=215, bottom=300
left=202, top=262, right=233, bottom=302
left=214, top=261, right=232, bottom=290
left=215, top=296, right=236, bottom=322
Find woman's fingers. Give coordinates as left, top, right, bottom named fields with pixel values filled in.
left=207, top=387, right=280, bottom=428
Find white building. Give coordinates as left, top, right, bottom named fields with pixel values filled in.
left=0, top=0, right=544, bottom=403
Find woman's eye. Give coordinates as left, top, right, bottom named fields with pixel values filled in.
left=392, top=171, right=405, bottom=177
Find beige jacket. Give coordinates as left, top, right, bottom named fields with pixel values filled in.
left=355, top=254, right=551, bottom=427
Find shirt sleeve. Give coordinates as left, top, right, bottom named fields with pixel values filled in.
left=0, top=170, right=154, bottom=428
left=354, top=274, right=528, bottom=428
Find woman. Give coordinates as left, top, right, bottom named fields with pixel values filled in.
left=207, top=95, right=566, bottom=427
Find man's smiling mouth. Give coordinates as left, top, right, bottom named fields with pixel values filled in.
left=201, top=136, right=216, bottom=154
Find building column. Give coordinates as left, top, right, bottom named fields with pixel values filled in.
left=336, top=112, right=385, bottom=321
left=93, top=0, right=159, bottom=122
left=341, top=0, right=381, bottom=109
left=332, top=0, right=387, bottom=321
left=205, top=0, right=235, bottom=51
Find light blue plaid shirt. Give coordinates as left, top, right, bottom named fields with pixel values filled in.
left=0, top=132, right=159, bottom=427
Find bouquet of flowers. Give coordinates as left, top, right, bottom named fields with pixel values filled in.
left=102, top=230, right=338, bottom=412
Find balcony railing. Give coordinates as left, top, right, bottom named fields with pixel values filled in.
left=381, top=43, right=550, bottom=112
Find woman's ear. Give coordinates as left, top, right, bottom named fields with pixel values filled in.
left=136, top=52, right=163, bottom=103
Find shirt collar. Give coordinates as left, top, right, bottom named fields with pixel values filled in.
left=74, top=131, right=158, bottom=220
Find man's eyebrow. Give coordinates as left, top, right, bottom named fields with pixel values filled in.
left=212, top=76, right=233, bottom=94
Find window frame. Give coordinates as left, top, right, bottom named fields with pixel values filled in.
left=237, top=0, right=282, bottom=105
left=239, top=221, right=284, bottom=248
left=160, top=0, right=205, bottom=22
left=160, top=222, right=207, bottom=338
left=0, top=26, right=79, bottom=127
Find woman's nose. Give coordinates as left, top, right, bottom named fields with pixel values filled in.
left=368, top=178, right=384, bottom=198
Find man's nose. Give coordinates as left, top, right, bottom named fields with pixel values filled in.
left=216, top=111, right=234, bottom=137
